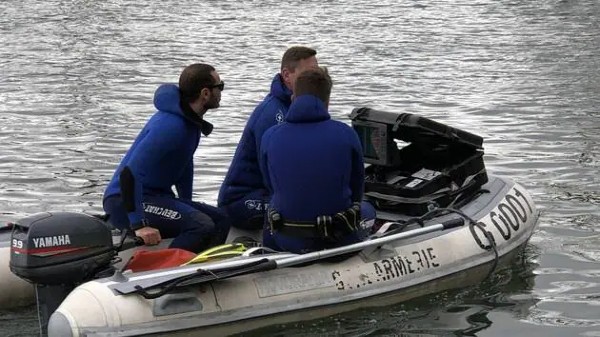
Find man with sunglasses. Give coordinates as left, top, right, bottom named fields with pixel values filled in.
left=103, top=63, right=230, bottom=253
left=218, top=46, right=318, bottom=230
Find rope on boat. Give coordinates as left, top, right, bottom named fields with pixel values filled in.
left=132, top=258, right=274, bottom=299
left=389, top=188, right=500, bottom=279
left=436, top=207, right=499, bottom=279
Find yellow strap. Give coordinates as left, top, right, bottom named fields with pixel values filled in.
left=183, top=251, right=246, bottom=265
left=182, top=243, right=247, bottom=265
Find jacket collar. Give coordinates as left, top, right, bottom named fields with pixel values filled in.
left=285, top=95, right=330, bottom=123
left=181, top=102, right=213, bottom=136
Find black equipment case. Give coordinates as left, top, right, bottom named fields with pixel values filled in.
left=350, top=108, right=488, bottom=216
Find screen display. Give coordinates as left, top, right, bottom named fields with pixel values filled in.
left=352, top=121, right=388, bottom=165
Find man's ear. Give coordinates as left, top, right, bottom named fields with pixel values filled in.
left=281, top=68, right=291, bottom=87
left=200, top=88, right=210, bottom=99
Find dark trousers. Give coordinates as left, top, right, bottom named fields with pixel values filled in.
left=219, top=189, right=268, bottom=230
left=103, top=194, right=230, bottom=253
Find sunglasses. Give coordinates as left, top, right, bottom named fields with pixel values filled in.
left=206, top=81, right=225, bottom=91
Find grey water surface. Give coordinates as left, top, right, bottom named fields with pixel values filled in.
left=1, top=0, right=599, bottom=336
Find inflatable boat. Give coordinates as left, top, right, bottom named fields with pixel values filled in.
left=6, top=109, right=540, bottom=337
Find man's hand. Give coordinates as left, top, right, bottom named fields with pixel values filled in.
left=135, top=226, right=162, bottom=246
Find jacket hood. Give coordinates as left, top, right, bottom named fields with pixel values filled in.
left=285, top=95, right=330, bottom=123
left=153, top=84, right=184, bottom=115
left=153, top=84, right=213, bottom=136
left=270, top=74, right=292, bottom=106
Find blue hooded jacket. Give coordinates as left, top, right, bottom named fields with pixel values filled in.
left=103, top=84, right=212, bottom=226
left=218, top=74, right=292, bottom=206
left=259, top=95, right=365, bottom=221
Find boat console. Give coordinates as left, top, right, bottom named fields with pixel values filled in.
left=350, top=108, right=488, bottom=216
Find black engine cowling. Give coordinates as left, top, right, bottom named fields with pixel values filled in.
left=9, top=212, right=116, bottom=285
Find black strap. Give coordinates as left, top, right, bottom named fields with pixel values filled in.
left=119, top=166, right=136, bottom=212
left=268, top=205, right=361, bottom=240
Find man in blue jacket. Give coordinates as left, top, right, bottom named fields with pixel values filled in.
left=103, top=63, right=229, bottom=253
left=259, top=67, right=376, bottom=254
left=218, top=46, right=318, bottom=230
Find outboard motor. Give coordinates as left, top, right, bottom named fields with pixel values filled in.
left=9, top=212, right=117, bottom=336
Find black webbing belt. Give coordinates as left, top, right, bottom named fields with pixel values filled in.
left=267, top=203, right=361, bottom=240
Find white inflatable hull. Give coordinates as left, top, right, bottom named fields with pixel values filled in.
left=0, top=243, right=35, bottom=307
left=48, top=176, right=540, bottom=337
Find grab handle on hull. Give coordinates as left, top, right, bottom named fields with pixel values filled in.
left=442, top=218, right=464, bottom=230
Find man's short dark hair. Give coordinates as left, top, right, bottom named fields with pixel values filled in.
left=179, top=63, right=216, bottom=103
left=281, top=46, right=317, bottom=72
left=294, top=67, right=332, bottom=104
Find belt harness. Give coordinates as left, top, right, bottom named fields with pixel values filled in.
left=268, top=203, right=361, bottom=240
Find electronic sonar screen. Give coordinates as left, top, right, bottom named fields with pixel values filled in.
left=352, top=121, right=389, bottom=165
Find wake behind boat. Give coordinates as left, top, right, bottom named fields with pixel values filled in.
left=5, top=108, right=540, bottom=337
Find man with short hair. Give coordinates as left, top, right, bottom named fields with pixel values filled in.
left=259, top=67, right=376, bottom=253
left=103, top=63, right=229, bottom=253
left=218, top=46, right=318, bottom=229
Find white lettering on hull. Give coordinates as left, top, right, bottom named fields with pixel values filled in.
left=32, top=235, right=71, bottom=248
